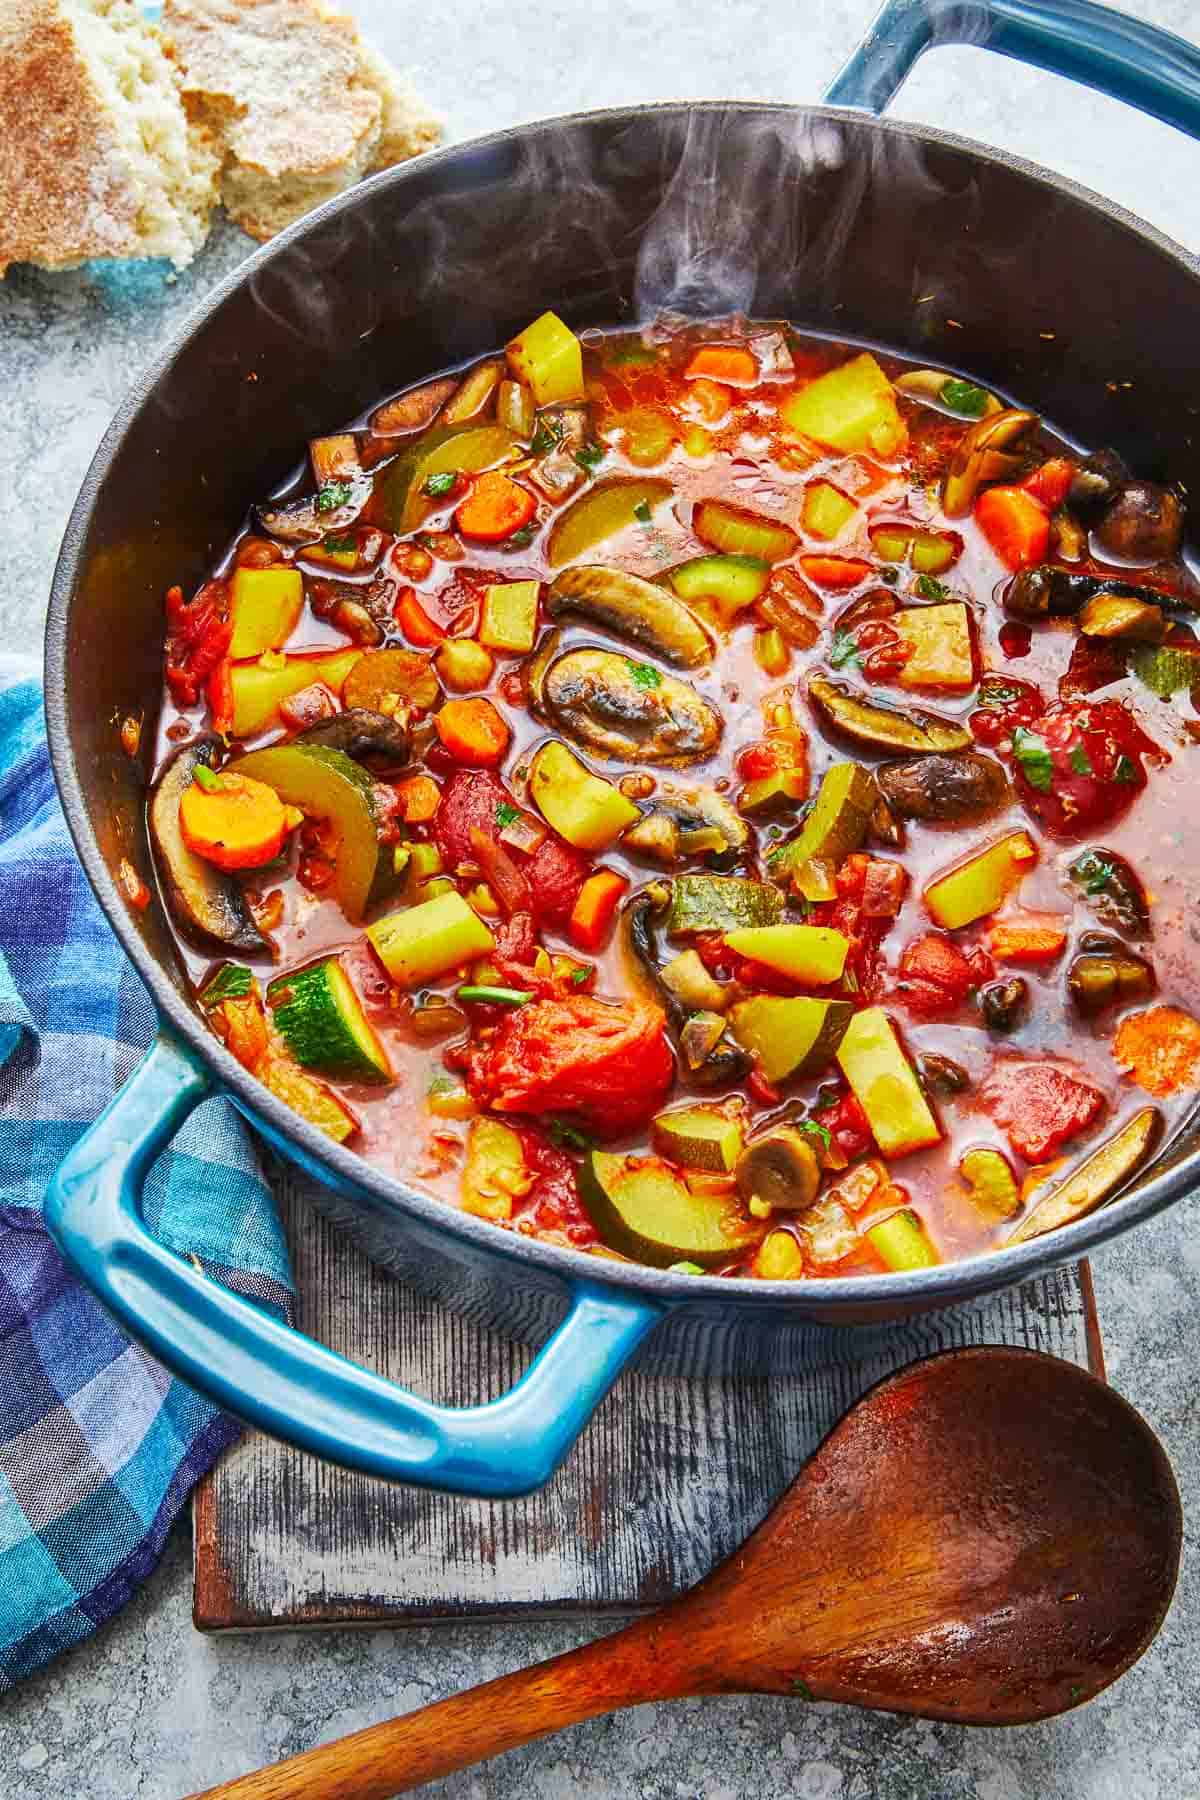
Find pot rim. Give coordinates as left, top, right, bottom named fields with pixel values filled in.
left=44, top=99, right=1200, bottom=1313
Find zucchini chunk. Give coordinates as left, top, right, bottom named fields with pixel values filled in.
left=547, top=478, right=673, bottom=567
left=835, top=1007, right=941, bottom=1158
left=770, top=761, right=875, bottom=879
left=580, top=1150, right=763, bottom=1268
left=652, top=1106, right=745, bottom=1172
left=724, top=923, right=850, bottom=984
left=666, top=875, right=784, bottom=937
left=230, top=743, right=393, bottom=922
left=367, top=890, right=495, bottom=988
left=148, top=737, right=267, bottom=952
left=728, top=995, right=853, bottom=1083
left=528, top=740, right=640, bottom=850
left=377, top=423, right=517, bottom=533
left=924, top=830, right=1037, bottom=930
left=267, top=958, right=392, bottom=1083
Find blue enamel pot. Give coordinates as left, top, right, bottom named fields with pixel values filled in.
left=42, top=0, right=1200, bottom=1496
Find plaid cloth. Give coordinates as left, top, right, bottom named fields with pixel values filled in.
left=0, top=662, right=293, bottom=1690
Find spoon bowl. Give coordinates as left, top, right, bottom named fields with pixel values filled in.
left=190, top=1348, right=1181, bottom=1798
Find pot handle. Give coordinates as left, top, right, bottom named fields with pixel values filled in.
left=827, top=0, right=1200, bottom=140
left=43, top=1030, right=663, bottom=1497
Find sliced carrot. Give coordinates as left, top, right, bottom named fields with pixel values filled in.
left=454, top=471, right=537, bottom=543
left=975, top=486, right=1050, bottom=570
left=434, top=697, right=512, bottom=767
left=214, top=993, right=269, bottom=1071
left=684, top=346, right=758, bottom=385
left=798, top=554, right=872, bottom=591
left=1113, top=1004, right=1200, bottom=1098
left=393, top=586, right=446, bottom=646
left=986, top=911, right=1069, bottom=964
left=179, top=771, right=293, bottom=871
left=207, top=658, right=234, bottom=736
left=568, top=869, right=629, bottom=951
left=397, top=773, right=441, bottom=822
left=1022, top=456, right=1075, bottom=510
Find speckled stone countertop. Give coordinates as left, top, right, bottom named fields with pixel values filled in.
left=3, top=2, right=1200, bottom=1794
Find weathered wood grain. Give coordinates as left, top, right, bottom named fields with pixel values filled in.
left=194, top=1169, right=1103, bottom=1632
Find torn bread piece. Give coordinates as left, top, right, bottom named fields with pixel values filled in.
left=163, top=0, right=442, bottom=242
left=0, top=0, right=219, bottom=276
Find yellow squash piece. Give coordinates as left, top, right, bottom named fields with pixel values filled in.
left=835, top=1006, right=941, bottom=1158
left=800, top=481, right=859, bottom=541
left=779, top=353, right=907, bottom=458
left=546, top=478, right=674, bottom=568
left=751, top=1228, right=805, bottom=1280
left=461, top=1117, right=531, bottom=1221
left=892, top=603, right=974, bottom=693
left=924, top=829, right=1037, bottom=930
left=506, top=311, right=585, bottom=406
left=723, top=923, right=849, bottom=984
left=529, top=740, right=640, bottom=850
left=229, top=649, right=361, bottom=738
left=228, top=567, right=304, bottom=660
left=367, top=890, right=495, bottom=989
left=728, top=995, right=853, bottom=1083
left=258, top=1056, right=358, bottom=1145
left=479, top=581, right=540, bottom=653
left=866, top=1207, right=940, bottom=1269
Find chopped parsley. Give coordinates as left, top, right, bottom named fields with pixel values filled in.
left=1069, top=742, right=1095, bottom=776
left=529, top=420, right=561, bottom=456
left=546, top=1118, right=596, bottom=1153
left=668, top=1260, right=705, bottom=1275
left=423, top=470, right=457, bottom=498
left=1072, top=850, right=1115, bottom=896
left=633, top=499, right=653, bottom=524
left=427, top=1072, right=457, bottom=1097
left=829, top=630, right=862, bottom=671
left=573, top=441, right=605, bottom=473
left=940, top=378, right=992, bottom=418
left=798, top=1120, right=832, bottom=1150
left=494, top=802, right=521, bottom=828
left=503, top=521, right=538, bottom=548
left=1114, top=754, right=1139, bottom=784
left=627, top=661, right=662, bottom=689
left=321, top=532, right=357, bottom=554
left=315, top=480, right=352, bottom=513
left=1011, top=726, right=1054, bottom=792
left=978, top=676, right=1022, bottom=706
left=913, top=573, right=948, bottom=601
left=790, top=1679, right=815, bottom=1701
left=569, top=965, right=592, bottom=986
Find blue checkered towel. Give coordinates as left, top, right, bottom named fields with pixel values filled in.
left=0, top=663, right=293, bottom=1689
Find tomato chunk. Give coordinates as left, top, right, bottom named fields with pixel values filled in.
left=466, top=995, right=674, bottom=1137
left=982, top=1061, right=1105, bottom=1161
left=526, top=835, right=591, bottom=927
left=435, top=769, right=513, bottom=868
left=1006, top=699, right=1163, bottom=839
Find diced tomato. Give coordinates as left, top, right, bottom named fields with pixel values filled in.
left=491, top=910, right=539, bottom=970
left=164, top=580, right=232, bottom=709
left=1022, top=457, right=1075, bottom=511
left=435, top=769, right=513, bottom=868
left=1007, top=698, right=1165, bottom=839
left=526, top=835, right=591, bottom=928
left=836, top=853, right=871, bottom=900
left=747, top=1067, right=782, bottom=1108
left=896, top=932, right=979, bottom=1019
left=684, top=345, right=758, bottom=385
left=514, top=1130, right=598, bottom=1247
left=693, top=933, right=739, bottom=980
left=815, top=1088, right=874, bottom=1161
left=206, top=659, right=234, bottom=737
left=466, top=994, right=674, bottom=1137
left=969, top=673, right=1047, bottom=747
left=861, top=859, right=907, bottom=918
left=982, top=1060, right=1105, bottom=1161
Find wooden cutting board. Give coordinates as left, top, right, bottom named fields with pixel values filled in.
left=194, top=1166, right=1104, bottom=1630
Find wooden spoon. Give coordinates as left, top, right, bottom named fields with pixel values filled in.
left=187, top=1347, right=1180, bottom=1800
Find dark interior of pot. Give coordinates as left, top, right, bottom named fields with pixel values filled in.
left=51, top=104, right=1200, bottom=1217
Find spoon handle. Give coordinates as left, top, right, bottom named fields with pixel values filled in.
left=182, top=1624, right=677, bottom=1799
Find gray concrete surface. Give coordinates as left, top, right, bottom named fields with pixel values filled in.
left=2, top=0, right=1200, bottom=1793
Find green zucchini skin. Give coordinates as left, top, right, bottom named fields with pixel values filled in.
left=267, top=958, right=392, bottom=1084
left=665, top=875, right=784, bottom=938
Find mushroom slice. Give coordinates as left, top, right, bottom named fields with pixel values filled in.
left=543, top=649, right=722, bottom=764
left=808, top=676, right=971, bottom=756
left=1007, top=1108, right=1162, bottom=1245
left=148, top=738, right=267, bottom=953
left=876, top=751, right=1010, bottom=825
left=656, top=782, right=749, bottom=855
left=369, top=376, right=459, bottom=436
left=735, top=1128, right=821, bottom=1218
left=296, top=708, right=411, bottom=764
left=547, top=566, right=715, bottom=669
left=942, top=408, right=1039, bottom=517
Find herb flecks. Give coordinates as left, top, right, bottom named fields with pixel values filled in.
left=940, top=378, right=991, bottom=418
left=913, top=573, right=949, bottom=601
left=798, top=1120, right=832, bottom=1150
left=494, top=802, right=521, bottom=828
left=627, top=661, right=662, bottom=689
left=633, top=499, right=653, bottom=524
left=1069, top=742, right=1095, bottom=776
left=316, top=480, right=353, bottom=513
left=1012, top=726, right=1054, bottom=792
left=573, top=441, right=605, bottom=474
left=829, top=630, right=862, bottom=671
left=423, top=471, right=457, bottom=499
left=546, top=1118, right=596, bottom=1152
